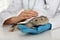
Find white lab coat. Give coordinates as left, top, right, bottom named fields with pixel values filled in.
left=0, top=0, right=60, bottom=30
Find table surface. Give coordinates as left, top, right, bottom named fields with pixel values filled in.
left=0, top=24, right=60, bottom=40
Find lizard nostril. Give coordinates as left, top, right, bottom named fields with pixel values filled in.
left=41, top=18, right=43, bottom=20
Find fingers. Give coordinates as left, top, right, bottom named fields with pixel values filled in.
left=18, top=10, right=38, bottom=20
left=21, top=10, right=38, bottom=15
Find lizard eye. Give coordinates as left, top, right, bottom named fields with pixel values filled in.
left=35, top=20, right=38, bottom=21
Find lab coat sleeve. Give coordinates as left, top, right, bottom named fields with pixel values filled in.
left=0, top=0, right=22, bottom=25
left=49, top=14, right=60, bottom=29
left=0, top=10, right=14, bottom=25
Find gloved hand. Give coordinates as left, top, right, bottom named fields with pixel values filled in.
left=18, top=23, right=52, bottom=34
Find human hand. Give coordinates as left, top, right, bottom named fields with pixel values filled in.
left=3, top=10, right=38, bottom=25
left=18, top=10, right=38, bottom=20
left=3, top=16, right=19, bottom=25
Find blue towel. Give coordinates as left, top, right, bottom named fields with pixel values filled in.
left=18, top=23, right=52, bottom=34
